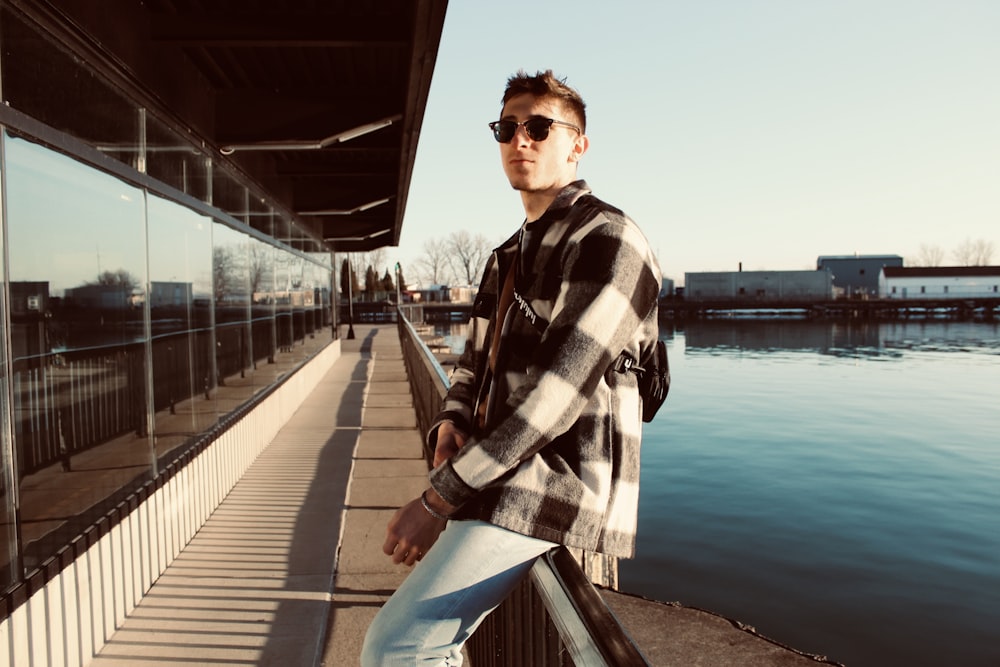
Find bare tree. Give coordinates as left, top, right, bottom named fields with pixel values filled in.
left=347, top=254, right=364, bottom=287
left=953, top=238, right=995, bottom=266
left=248, top=240, right=271, bottom=296
left=447, top=230, right=492, bottom=285
left=414, top=238, right=453, bottom=286
left=364, top=248, right=388, bottom=279
left=914, top=243, right=946, bottom=267
left=93, top=269, right=139, bottom=290
left=214, top=246, right=233, bottom=301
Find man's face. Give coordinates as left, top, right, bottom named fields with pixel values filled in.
left=497, top=93, right=586, bottom=196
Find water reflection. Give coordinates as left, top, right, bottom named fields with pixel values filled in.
left=421, top=319, right=1000, bottom=361
left=678, top=319, right=1000, bottom=357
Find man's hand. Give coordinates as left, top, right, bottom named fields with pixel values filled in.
left=433, top=420, right=468, bottom=468
left=382, top=490, right=456, bottom=567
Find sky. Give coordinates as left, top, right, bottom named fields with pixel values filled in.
left=389, top=0, right=1000, bottom=286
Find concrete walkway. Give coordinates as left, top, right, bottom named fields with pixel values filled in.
left=90, top=324, right=838, bottom=666
left=90, top=325, right=417, bottom=666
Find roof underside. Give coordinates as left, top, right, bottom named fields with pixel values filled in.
left=33, top=0, right=448, bottom=253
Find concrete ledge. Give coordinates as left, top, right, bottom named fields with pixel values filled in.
left=601, top=589, right=842, bottom=666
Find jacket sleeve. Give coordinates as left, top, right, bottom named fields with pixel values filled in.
left=427, top=342, right=478, bottom=442
left=425, top=256, right=499, bottom=446
left=430, top=216, right=661, bottom=507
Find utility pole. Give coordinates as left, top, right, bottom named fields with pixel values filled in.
left=395, top=262, right=402, bottom=308
left=346, top=254, right=355, bottom=340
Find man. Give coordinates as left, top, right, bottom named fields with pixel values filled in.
left=361, top=70, right=661, bottom=665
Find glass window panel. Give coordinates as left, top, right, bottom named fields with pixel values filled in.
left=246, top=199, right=274, bottom=246
left=310, top=258, right=332, bottom=334
left=291, top=255, right=305, bottom=344
left=146, top=116, right=211, bottom=203
left=274, top=250, right=295, bottom=355
left=319, top=264, right=333, bottom=329
left=248, top=236, right=276, bottom=388
left=146, top=195, right=215, bottom=460
left=308, top=253, right=334, bottom=330
left=210, top=164, right=249, bottom=223
left=0, top=147, right=18, bottom=591
left=0, top=7, right=141, bottom=171
left=301, top=259, right=318, bottom=338
left=4, top=133, right=152, bottom=577
left=212, top=222, right=255, bottom=413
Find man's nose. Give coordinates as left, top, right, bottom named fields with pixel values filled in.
left=512, top=123, right=532, bottom=145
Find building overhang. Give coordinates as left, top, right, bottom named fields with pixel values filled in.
left=9, top=0, right=448, bottom=253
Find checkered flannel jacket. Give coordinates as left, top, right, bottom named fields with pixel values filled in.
left=429, top=180, right=662, bottom=558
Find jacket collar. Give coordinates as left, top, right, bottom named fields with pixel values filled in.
left=531, top=180, right=592, bottom=226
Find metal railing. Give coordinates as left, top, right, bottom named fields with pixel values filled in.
left=396, top=311, right=649, bottom=666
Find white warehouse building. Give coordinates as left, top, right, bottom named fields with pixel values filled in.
left=879, top=266, right=1000, bottom=299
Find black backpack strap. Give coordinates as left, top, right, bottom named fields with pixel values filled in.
left=610, top=341, right=670, bottom=422
left=608, top=352, right=644, bottom=375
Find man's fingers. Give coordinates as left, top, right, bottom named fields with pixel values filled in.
left=394, top=545, right=422, bottom=566
left=382, top=534, right=396, bottom=556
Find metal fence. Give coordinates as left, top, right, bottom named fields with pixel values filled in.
left=11, top=307, right=328, bottom=478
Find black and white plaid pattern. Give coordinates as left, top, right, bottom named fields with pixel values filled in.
left=429, top=181, right=661, bottom=558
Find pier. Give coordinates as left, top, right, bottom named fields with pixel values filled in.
left=662, top=297, right=1000, bottom=320
left=78, top=324, right=839, bottom=666
left=342, top=296, right=1000, bottom=327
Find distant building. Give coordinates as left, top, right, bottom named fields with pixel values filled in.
left=149, top=281, right=193, bottom=309
left=879, top=266, right=1000, bottom=299
left=64, top=283, right=139, bottom=310
left=685, top=269, right=834, bottom=303
left=449, top=285, right=477, bottom=303
left=9, top=281, right=50, bottom=317
left=414, top=284, right=452, bottom=303
left=660, top=277, right=676, bottom=299
left=817, top=255, right=903, bottom=297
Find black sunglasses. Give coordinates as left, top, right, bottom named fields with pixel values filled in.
left=488, top=117, right=582, bottom=143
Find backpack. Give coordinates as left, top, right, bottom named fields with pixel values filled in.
left=637, top=339, right=670, bottom=422
left=611, top=340, right=670, bottom=422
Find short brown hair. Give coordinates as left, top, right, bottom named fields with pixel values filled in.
left=502, top=69, right=587, bottom=132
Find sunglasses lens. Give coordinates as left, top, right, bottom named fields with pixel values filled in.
left=524, top=118, right=552, bottom=141
left=491, top=118, right=557, bottom=142
left=492, top=121, right=516, bottom=143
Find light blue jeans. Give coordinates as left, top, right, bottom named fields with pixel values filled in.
left=360, top=520, right=558, bottom=666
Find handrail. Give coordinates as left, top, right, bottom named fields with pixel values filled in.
left=395, top=307, right=649, bottom=666
left=532, top=548, right=649, bottom=665
left=396, top=313, right=450, bottom=465
left=398, top=313, right=451, bottom=388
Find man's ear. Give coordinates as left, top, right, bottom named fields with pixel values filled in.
left=570, top=134, right=590, bottom=162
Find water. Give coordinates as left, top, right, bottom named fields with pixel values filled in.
left=433, top=319, right=1000, bottom=666
left=625, top=319, right=1000, bottom=667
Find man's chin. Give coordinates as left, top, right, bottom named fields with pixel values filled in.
left=506, top=177, right=539, bottom=192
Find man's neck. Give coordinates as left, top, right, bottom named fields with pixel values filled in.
left=519, top=185, right=566, bottom=222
